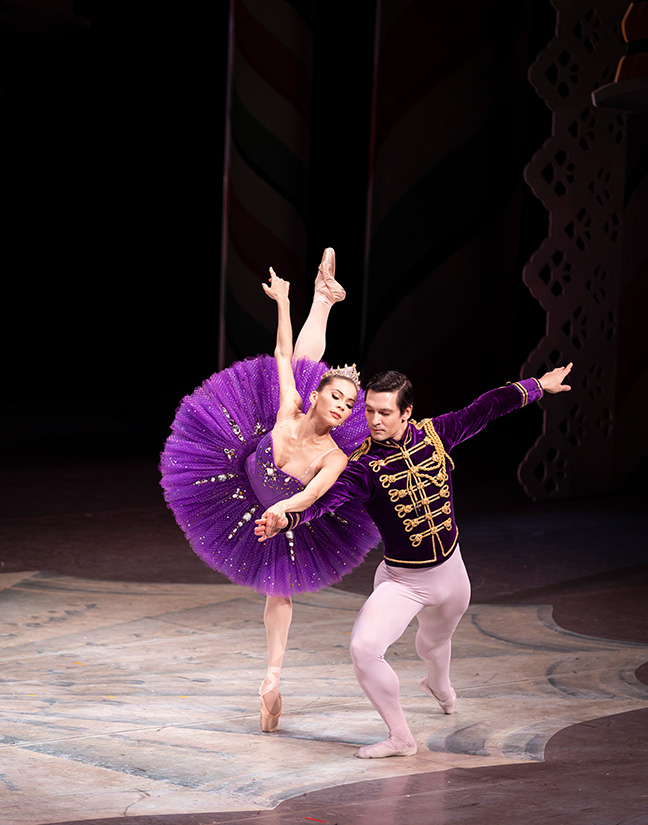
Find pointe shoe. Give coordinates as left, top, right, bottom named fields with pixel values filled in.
left=419, top=677, right=457, bottom=714
left=314, top=247, right=345, bottom=304
left=259, top=668, right=282, bottom=732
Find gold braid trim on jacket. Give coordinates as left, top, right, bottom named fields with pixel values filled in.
left=349, top=436, right=372, bottom=462
left=412, top=418, right=455, bottom=471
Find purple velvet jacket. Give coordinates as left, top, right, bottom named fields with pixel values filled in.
left=287, top=378, right=544, bottom=569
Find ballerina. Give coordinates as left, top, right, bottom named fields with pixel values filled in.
left=160, top=249, right=379, bottom=731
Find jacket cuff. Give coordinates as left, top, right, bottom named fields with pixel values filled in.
left=283, top=512, right=302, bottom=531
left=510, top=377, right=544, bottom=406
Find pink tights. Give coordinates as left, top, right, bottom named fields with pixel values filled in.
left=350, top=549, right=471, bottom=745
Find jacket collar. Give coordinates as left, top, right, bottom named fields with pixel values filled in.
left=370, top=421, right=415, bottom=451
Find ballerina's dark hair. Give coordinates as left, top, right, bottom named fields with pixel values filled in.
left=364, top=371, right=413, bottom=414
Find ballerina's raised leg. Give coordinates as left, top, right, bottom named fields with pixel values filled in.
left=259, top=248, right=346, bottom=732
left=293, top=247, right=345, bottom=361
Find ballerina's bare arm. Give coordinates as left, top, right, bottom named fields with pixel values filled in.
left=254, top=449, right=348, bottom=541
left=262, top=267, right=302, bottom=420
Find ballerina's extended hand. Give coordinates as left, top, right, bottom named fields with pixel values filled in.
left=262, top=267, right=290, bottom=303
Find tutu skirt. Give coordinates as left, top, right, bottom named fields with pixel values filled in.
left=160, top=355, right=380, bottom=597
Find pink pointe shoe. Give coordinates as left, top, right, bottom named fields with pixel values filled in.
left=419, top=677, right=457, bottom=714
left=314, top=247, right=345, bottom=305
left=259, top=667, right=282, bottom=733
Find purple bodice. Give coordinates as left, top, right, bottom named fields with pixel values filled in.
left=244, top=431, right=304, bottom=511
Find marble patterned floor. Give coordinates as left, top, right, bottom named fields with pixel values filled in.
left=2, top=571, right=647, bottom=825
left=2, top=457, right=647, bottom=825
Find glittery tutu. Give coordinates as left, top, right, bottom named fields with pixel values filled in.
left=160, top=355, right=380, bottom=597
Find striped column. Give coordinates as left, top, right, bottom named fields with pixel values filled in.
left=361, top=0, right=539, bottom=409
left=220, top=0, right=314, bottom=367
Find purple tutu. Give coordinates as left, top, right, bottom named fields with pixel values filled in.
left=160, top=355, right=380, bottom=597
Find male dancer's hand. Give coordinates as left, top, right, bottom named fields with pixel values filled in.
left=539, top=363, right=573, bottom=393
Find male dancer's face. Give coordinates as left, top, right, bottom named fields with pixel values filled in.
left=365, top=390, right=412, bottom=442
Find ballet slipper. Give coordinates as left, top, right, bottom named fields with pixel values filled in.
left=354, top=737, right=417, bottom=759
left=419, top=677, right=457, bottom=714
left=314, top=247, right=345, bottom=305
left=259, top=667, right=282, bottom=732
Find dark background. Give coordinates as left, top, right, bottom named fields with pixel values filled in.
left=0, top=9, right=645, bottom=822
left=2, top=1, right=230, bottom=464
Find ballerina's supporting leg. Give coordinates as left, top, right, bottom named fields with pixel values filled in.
left=293, top=248, right=345, bottom=362
left=260, top=595, right=293, bottom=732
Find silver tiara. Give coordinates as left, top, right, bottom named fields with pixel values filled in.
left=321, top=363, right=360, bottom=389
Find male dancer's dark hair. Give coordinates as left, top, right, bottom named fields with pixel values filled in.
left=364, top=371, right=414, bottom=414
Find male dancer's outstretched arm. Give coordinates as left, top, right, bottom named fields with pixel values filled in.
left=254, top=363, right=573, bottom=540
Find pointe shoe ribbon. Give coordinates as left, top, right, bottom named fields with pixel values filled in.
left=259, top=666, right=282, bottom=732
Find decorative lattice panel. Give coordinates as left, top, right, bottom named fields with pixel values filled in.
left=518, top=0, right=628, bottom=499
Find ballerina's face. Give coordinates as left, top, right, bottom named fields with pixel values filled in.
left=311, top=378, right=357, bottom=426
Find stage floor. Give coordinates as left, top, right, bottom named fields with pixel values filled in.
left=2, top=457, right=647, bottom=825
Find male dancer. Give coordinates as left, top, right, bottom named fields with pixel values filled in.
left=255, top=364, right=573, bottom=758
